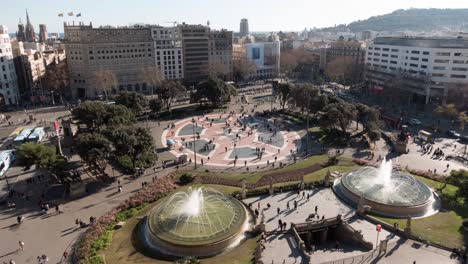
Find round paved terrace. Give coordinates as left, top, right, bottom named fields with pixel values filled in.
left=162, top=113, right=301, bottom=167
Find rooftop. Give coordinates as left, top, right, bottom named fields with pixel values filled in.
left=374, top=36, right=468, bottom=49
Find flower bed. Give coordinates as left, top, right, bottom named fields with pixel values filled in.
left=75, top=177, right=177, bottom=264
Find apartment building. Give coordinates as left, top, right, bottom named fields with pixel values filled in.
left=64, top=22, right=154, bottom=98
left=151, top=26, right=184, bottom=80
left=179, top=24, right=210, bottom=86
left=209, top=29, right=233, bottom=80
left=366, top=36, right=468, bottom=104
left=0, top=26, right=20, bottom=106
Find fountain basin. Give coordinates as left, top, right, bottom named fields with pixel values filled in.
left=140, top=187, right=249, bottom=257
left=333, top=167, right=439, bottom=218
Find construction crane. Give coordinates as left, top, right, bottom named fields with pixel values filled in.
left=164, top=21, right=178, bottom=27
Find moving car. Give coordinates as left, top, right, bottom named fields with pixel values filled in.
left=409, top=118, right=422, bottom=125
left=446, top=130, right=461, bottom=138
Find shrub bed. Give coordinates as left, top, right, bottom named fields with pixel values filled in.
left=75, top=177, right=177, bottom=264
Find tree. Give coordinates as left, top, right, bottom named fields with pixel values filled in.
left=276, top=82, right=293, bottom=110
left=325, top=56, right=357, bottom=84
left=44, top=59, right=70, bottom=102
left=355, top=103, right=371, bottom=130
left=155, top=80, right=186, bottom=111
left=459, top=111, right=468, bottom=132
left=16, top=142, right=58, bottom=169
left=76, top=133, right=112, bottom=163
left=142, top=66, right=164, bottom=96
left=149, top=98, right=162, bottom=113
left=194, top=78, right=235, bottom=106
left=320, top=101, right=357, bottom=133
left=91, top=69, right=117, bottom=100
left=233, top=57, right=257, bottom=81
left=115, top=92, right=148, bottom=116
left=72, top=101, right=109, bottom=132
left=105, top=104, right=136, bottom=127
left=436, top=104, right=459, bottom=120
left=280, top=51, right=298, bottom=77
left=72, top=101, right=135, bottom=131
left=106, top=126, right=155, bottom=172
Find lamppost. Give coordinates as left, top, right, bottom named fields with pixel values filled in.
left=192, top=118, right=197, bottom=169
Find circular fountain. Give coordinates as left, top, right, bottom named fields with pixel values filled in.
left=333, top=159, right=439, bottom=218
left=140, top=187, right=249, bottom=257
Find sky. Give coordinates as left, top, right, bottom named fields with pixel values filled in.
left=2, top=0, right=468, bottom=33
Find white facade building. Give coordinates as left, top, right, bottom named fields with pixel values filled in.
left=244, top=41, right=280, bottom=80
left=0, top=26, right=20, bottom=106
left=366, top=36, right=468, bottom=104
left=151, top=27, right=184, bottom=80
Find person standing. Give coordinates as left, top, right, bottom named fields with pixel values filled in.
left=18, top=241, right=24, bottom=251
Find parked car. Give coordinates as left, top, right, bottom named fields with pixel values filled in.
left=447, top=130, right=461, bottom=138
left=409, top=118, right=422, bottom=125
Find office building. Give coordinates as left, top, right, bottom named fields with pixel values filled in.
left=25, top=9, right=36, bottom=42
left=151, top=26, right=184, bottom=80
left=209, top=29, right=233, bottom=80
left=180, top=24, right=210, bottom=85
left=234, top=41, right=280, bottom=80
left=365, top=36, right=468, bottom=104
left=39, top=24, right=47, bottom=43
left=64, top=22, right=234, bottom=97
left=323, top=36, right=366, bottom=82
left=239, top=18, right=249, bottom=37
left=0, top=26, right=20, bottom=106
left=64, top=22, right=154, bottom=98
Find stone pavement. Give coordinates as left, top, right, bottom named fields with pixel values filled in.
left=163, top=113, right=301, bottom=167
left=244, top=190, right=459, bottom=264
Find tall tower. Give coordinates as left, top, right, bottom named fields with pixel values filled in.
left=16, top=18, right=26, bottom=42
left=239, top=18, right=249, bottom=37
left=24, top=9, right=36, bottom=42
left=39, top=24, right=47, bottom=43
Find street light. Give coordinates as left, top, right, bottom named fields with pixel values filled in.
left=192, top=118, right=197, bottom=169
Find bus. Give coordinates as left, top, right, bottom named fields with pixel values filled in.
left=27, top=127, right=46, bottom=142
left=13, top=128, right=32, bottom=145
left=0, top=150, right=16, bottom=177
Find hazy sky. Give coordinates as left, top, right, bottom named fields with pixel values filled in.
left=2, top=0, right=467, bottom=33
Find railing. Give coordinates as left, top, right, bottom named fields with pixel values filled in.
left=319, top=247, right=379, bottom=264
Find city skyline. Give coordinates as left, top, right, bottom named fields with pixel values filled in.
left=2, top=0, right=467, bottom=33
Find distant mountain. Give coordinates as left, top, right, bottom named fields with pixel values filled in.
left=319, top=8, right=468, bottom=33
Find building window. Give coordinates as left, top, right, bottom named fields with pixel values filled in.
left=434, top=59, right=449, bottom=63
left=410, top=63, right=418, bottom=68
left=421, top=65, right=427, bottom=69
left=432, top=73, right=445, bottom=77
left=453, top=60, right=464, bottom=64
left=433, top=66, right=445, bottom=70
left=391, top=55, right=398, bottom=58
left=422, top=51, right=430, bottom=55
left=391, top=49, right=399, bottom=52
left=422, top=58, right=428, bottom=62
left=410, top=57, right=419, bottom=61
left=452, top=67, right=468, bottom=72
left=451, top=74, right=466, bottom=79
left=436, top=52, right=451, bottom=56
left=411, top=50, right=420, bottom=54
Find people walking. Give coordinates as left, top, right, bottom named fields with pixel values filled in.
left=18, top=241, right=24, bottom=251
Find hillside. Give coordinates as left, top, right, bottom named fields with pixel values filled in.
left=319, top=8, right=468, bottom=33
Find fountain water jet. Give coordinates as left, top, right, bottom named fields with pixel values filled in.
left=333, top=160, right=440, bottom=218
left=140, top=187, right=250, bottom=257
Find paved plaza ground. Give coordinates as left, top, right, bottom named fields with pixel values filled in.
left=244, top=189, right=462, bottom=264
left=0, top=92, right=466, bottom=263
left=163, top=113, right=301, bottom=167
